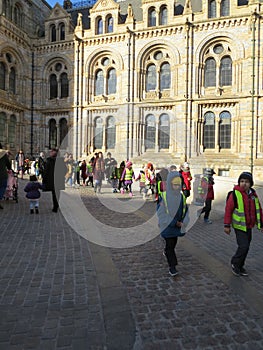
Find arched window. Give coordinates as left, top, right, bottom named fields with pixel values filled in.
left=145, top=114, right=156, bottom=149
left=49, top=119, right=57, bottom=149
left=203, top=112, right=215, bottom=149
left=146, top=64, right=157, bottom=91
left=59, top=118, right=68, bottom=147
left=51, top=24, right=56, bottom=42
left=159, top=114, right=170, bottom=149
left=204, top=58, right=216, bottom=87
left=220, top=56, right=232, bottom=86
left=94, top=117, right=103, bottom=149
left=95, top=70, right=104, bottom=95
left=59, top=23, right=65, bottom=40
left=160, top=62, right=171, bottom=90
left=97, top=17, right=103, bottom=35
left=219, top=111, right=231, bottom=149
left=106, top=16, right=113, bottom=33
left=0, top=112, right=7, bottom=145
left=208, top=0, right=216, bottom=18
left=106, top=116, right=116, bottom=149
left=107, top=68, right=116, bottom=95
left=148, top=7, right=156, bottom=27
left=8, top=115, right=16, bottom=146
left=0, top=62, right=6, bottom=90
left=60, top=73, right=69, bottom=98
left=14, top=3, right=22, bottom=27
left=160, top=6, right=168, bottom=25
left=220, top=0, right=230, bottom=16
left=50, top=74, right=58, bottom=99
left=9, top=67, right=16, bottom=94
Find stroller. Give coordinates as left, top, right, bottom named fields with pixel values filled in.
left=4, top=170, right=18, bottom=203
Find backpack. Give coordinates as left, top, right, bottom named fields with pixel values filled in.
left=226, top=190, right=237, bottom=208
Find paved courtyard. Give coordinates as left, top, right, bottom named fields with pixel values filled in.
left=1, top=178, right=263, bottom=349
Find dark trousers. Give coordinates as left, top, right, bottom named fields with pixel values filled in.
left=51, top=189, right=60, bottom=210
left=201, top=199, right=212, bottom=219
left=164, top=237, right=178, bottom=268
left=231, top=228, right=252, bottom=268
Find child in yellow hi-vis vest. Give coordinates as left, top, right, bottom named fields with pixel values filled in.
left=224, top=172, right=263, bottom=276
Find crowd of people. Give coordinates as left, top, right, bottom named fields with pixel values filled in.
left=1, top=145, right=262, bottom=279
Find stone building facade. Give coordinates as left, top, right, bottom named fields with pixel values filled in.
left=1, top=0, right=263, bottom=178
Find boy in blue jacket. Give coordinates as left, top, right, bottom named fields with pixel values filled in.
left=157, top=171, right=189, bottom=276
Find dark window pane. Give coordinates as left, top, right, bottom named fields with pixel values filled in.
left=94, top=117, right=103, bottom=149
left=146, top=64, right=156, bottom=91
left=106, top=116, right=116, bottom=148
left=50, top=74, right=58, bottom=99
left=0, top=62, right=6, bottom=90
left=95, top=70, right=104, bottom=95
left=9, top=67, right=16, bottom=94
left=220, top=56, right=232, bottom=86
left=208, top=0, right=216, bottom=18
left=49, top=119, right=57, bottom=149
left=159, top=114, right=169, bottom=149
left=204, top=58, right=216, bottom=87
left=61, top=72, right=69, bottom=98
left=145, top=115, right=156, bottom=149
left=219, top=111, right=231, bottom=148
left=160, top=62, right=171, bottom=90
left=107, top=68, right=116, bottom=95
left=203, top=112, right=215, bottom=149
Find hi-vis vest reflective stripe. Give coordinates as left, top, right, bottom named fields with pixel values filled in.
left=124, top=168, right=133, bottom=181
left=197, top=176, right=208, bottom=194
left=162, top=191, right=187, bottom=217
left=232, top=190, right=261, bottom=231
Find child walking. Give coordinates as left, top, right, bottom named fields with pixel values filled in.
left=121, top=161, right=135, bottom=196
left=224, top=171, right=263, bottom=276
left=24, top=175, right=42, bottom=214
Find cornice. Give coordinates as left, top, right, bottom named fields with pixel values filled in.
left=140, top=105, right=174, bottom=111
left=194, top=17, right=250, bottom=32
left=88, top=107, right=118, bottom=113
left=0, top=101, right=25, bottom=113
left=198, top=101, right=238, bottom=108
left=84, top=34, right=126, bottom=46
left=35, top=42, right=74, bottom=53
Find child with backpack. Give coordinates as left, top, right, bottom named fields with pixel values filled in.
left=224, top=171, right=263, bottom=276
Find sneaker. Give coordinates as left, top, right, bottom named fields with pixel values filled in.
left=35, top=208, right=39, bottom=214
left=240, top=267, right=248, bottom=276
left=231, top=264, right=241, bottom=276
left=204, top=219, right=212, bottom=224
left=169, top=267, right=178, bottom=277
left=129, top=192, right=133, bottom=197
left=30, top=209, right=34, bottom=214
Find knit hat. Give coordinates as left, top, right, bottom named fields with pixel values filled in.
left=238, top=172, right=254, bottom=186
left=126, top=161, right=133, bottom=168
left=204, top=168, right=215, bottom=175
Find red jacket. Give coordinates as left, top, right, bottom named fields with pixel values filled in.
left=181, top=170, right=192, bottom=190
left=224, top=185, right=263, bottom=229
left=200, top=176, right=214, bottom=200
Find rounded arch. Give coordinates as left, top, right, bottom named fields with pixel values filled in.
left=85, top=48, right=124, bottom=75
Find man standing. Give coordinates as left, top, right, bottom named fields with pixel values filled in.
left=104, top=152, right=117, bottom=182
left=0, top=144, right=11, bottom=209
left=42, top=148, right=67, bottom=212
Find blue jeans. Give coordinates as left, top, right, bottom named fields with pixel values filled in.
left=0, top=178, right=7, bottom=200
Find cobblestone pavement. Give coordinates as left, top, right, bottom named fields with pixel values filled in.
left=1, top=179, right=263, bottom=349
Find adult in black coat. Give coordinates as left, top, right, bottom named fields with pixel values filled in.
left=42, top=148, right=67, bottom=212
left=0, top=145, right=11, bottom=209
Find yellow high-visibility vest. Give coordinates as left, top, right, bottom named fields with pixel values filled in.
left=232, top=190, right=261, bottom=231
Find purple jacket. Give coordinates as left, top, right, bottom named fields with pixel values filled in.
left=24, top=181, right=42, bottom=199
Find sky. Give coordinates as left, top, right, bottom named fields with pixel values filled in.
left=48, top=0, right=64, bottom=7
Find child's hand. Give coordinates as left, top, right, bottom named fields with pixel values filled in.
left=224, top=227, right=231, bottom=235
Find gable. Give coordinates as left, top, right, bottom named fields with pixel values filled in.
left=90, top=0, right=120, bottom=13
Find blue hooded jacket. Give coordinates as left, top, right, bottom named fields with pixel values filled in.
left=157, top=171, right=189, bottom=238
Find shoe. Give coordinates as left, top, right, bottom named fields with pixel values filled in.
left=129, top=192, right=133, bottom=197
left=0, top=203, right=3, bottom=209
left=30, top=209, right=34, bottom=214
left=169, top=267, right=178, bottom=277
left=240, top=267, right=248, bottom=276
left=231, top=264, right=241, bottom=276
left=120, top=188, right=124, bottom=194
left=204, top=219, right=212, bottom=224
left=52, top=208, right=58, bottom=213
left=35, top=208, right=39, bottom=214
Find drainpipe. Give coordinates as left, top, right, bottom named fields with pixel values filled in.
left=126, top=27, right=132, bottom=160
left=75, top=36, right=81, bottom=160
left=30, top=51, right=34, bottom=156
left=184, top=19, right=190, bottom=161
left=250, top=11, right=257, bottom=175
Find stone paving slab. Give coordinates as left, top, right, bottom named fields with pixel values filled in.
left=1, top=179, right=263, bottom=349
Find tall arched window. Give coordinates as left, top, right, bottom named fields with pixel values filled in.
left=95, top=70, right=104, bottom=95
left=203, top=112, right=215, bottom=149
left=219, top=111, right=231, bottom=149
left=160, top=63, right=170, bottom=90
left=50, top=74, right=58, bottom=99
left=208, top=0, right=216, bottom=18
left=204, top=58, right=216, bottom=87
left=60, top=73, right=69, bottom=98
left=145, top=114, right=156, bottom=149
left=106, top=116, right=116, bottom=149
left=59, top=23, right=65, bottom=40
left=107, top=68, right=116, bottom=95
left=96, top=17, right=103, bottom=35
left=0, top=63, right=6, bottom=90
left=220, top=56, right=232, bottom=86
left=146, top=64, right=157, bottom=91
left=159, top=114, right=170, bottom=149
left=49, top=119, right=57, bottom=149
left=9, top=67, right=16, bottom=94
left=8, top=115, right=16, bottom=146
left=14, top=3, right=22, bottom=27
left=59, top=118, right=68, bottom=146
left=0, top=112, right=7, bottom=145
left=106, top=16, right=113, bottom=33
left=220, top=0, right=230, bottom=16
left=50, top=24, right=56, bottom=42
left=148, top=7, right=156, bottom=27
left=94, top=117, right=103, bottom=149
left=160, top=6, right=168, bottom=25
